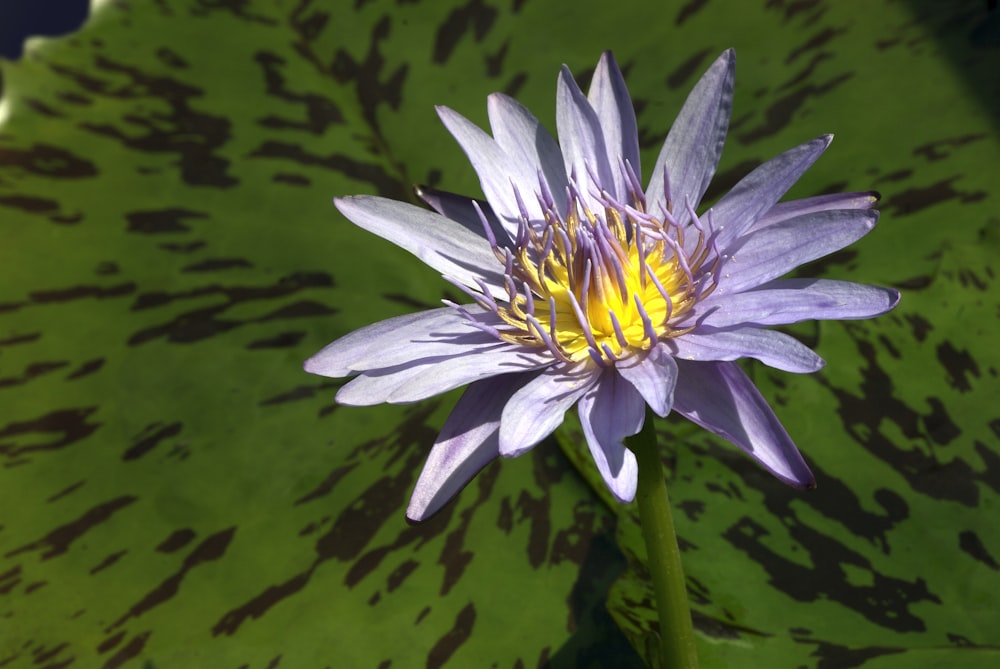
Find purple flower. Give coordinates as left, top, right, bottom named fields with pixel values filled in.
left=305, top=50, right=899, bottom=521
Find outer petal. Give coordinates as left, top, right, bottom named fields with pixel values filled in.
left=718, top=208, right=879, bottom=293
left=407, top=372, right=532, bottom=521
left=413, top=185, right=507, bottom=245
left=684, top=279, right=901, bottom=328
left=587, top=51, right=640, bottom=200
left=499, top=362, right=599, bottom=457
left=670, top=327, right=825, bottom=373
left=578, top=370, right=643, bottom=502
left=487, top=93, right=569, bottom=209
left=305, top=307, right=455, bottom=378
left=336, top=344, right=551, bottom=406
left=335, top=195, right=506, bottom=299
left=436, top=105, right=545, bottom=233
left=645, top=49, right=735, bottom=222
left=673, top=360, right=814, bottom=487
left=556, top=66, right=614, bottom=210
left=711, top=135, right=833, bottom=251
left=750, top=191, right=879, bottom=232
left=306, top=305, right=518, bottom=375
left=615, top=341, right=678, bottom=417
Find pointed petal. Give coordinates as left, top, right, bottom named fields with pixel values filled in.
left=686, top=278, right=900, bottom=328
left=499, top=362, right=599, bottom=457
left=578, top=370, right=643, bottom=502
left=755, top=278, right=901, bottom=319
left=336, top=344, right=551, bottom=406
left=711, top=135, right=833, bottom=250
left=718, top=208, right=879, bottom=293
left=487, top=93, right=569, bottom=208
left=673, top=360, right=814, bottom=487
left=407, top=372, right=531, bottom=521
left=670, top=328, right=824, bottom=373
left=615, top=342, right=678, bottom=417
left=334, top=195, right=505, bottom=298
left=305, top=305, right=515, bottom=377
left=413, top=184, right=507, bottom=244
left=587, top=51, right=640, bottom=200
left=750, top=191, right=879, bottom=232
left=306, top=306, right=467, bottom=377
left=646, top=49, right=735, bottom=221
left=437, top=105, right=552, bottom=235
left=556, top=65, right=614, bottom=208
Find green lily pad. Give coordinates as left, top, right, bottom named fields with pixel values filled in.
left=2, top=1, right=999, bottom=668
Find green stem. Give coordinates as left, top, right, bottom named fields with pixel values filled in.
left=629, top=409, right=699, bottom=669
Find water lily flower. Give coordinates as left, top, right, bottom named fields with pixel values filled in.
left=305, top=50, right=899, bottom=522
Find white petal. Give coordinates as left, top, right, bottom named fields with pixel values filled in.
left=587, top=51, right=640, bottom=200
left=645, top=50, right=735, bottom=222
left=670, top=328, right=824, bottom=374
left=718, top=208, right=878, bottom=294
left=673, top=360, right=814, bottom=487
left=710, top=135, right=832, bottom=251
left=487, top=93, right=569, bottom=212
left=336, top=344, right=551, bottom=406
left=615, top=342, right=678, bottom=417
left=305, top=306, right=499, bottom=377
left=556, top=66, right=614, bottom=211
left=437, top=105, right=545, bottom=234
left=407, top=373, right=532, bottom=521
left=499, top=362, right=599, bottom=457
left=335, top=195, right=506, bottom=299
left=578, top=370, right=643, bottom=502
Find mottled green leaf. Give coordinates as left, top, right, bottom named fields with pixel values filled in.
left=558, top=1, right=1000, bottom=666
left=2, top=1, right=999, bottom=668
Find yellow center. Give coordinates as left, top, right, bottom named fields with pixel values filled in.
left=494, top=199, right=711, bottom=364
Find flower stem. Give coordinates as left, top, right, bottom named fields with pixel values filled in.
left=630, top=410, right=698, bottom=669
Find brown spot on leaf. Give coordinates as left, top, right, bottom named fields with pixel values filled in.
left=0, top=407, right=100, bottom=459
left=62, top=54, right=237, bottom=187
left=0, top=143, right=98, bottom=178
left=0, top=361, right=70, bottom=388
left=65, top=357, right=105, bottom=380
left=102, top=631, right=151, bottom=669
left=738, top=72, right=853, bottom=143
left=936, top=341, right=979, bottom=392
left=46, top=480, right=86, bottom=503
left=959, top=530, right=999, bottom=570
left=0, top=566, right=22, bottom=594
left=675, top=0, right=709, bottom=26
left=122, top=422, right=182, bottom=461
left=254, top=51, right=344, bottom=134
left=247, top=331, right=305, bottom=349
left=433, top=0, right=497, bottom=64
left=156, top=528, right=197, bottom=553
left=272, top=172, right=310, bottom=186
left=247, top=140, right=409, bottom=201
left=914, top=133, right=986, bottom=161
left=259, top=380, right=341, bottom=407
left=126, top=208, right=208, bottom=234
left=89, top=550, right=128, bottom=575
left=884, top=177, right=987, bottom=217
left=5, top=496, right=137, bottom=560
left=213, top=572, right=312, bottom=637
left=0, top=332, right=41, bottom=346
left=427, top=603, right=476, bottom=669
left=109, top=527, right=236, bottom=631
left=128, top=272, right=334, bottom=345
left=903, top=314, right=932, bottom=342
left=97, top=630, right=126, bottom=654
left=182, top=258, right=253, bottom=272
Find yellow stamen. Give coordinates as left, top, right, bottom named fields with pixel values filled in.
left=496, top=197, right=712, bottom=363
